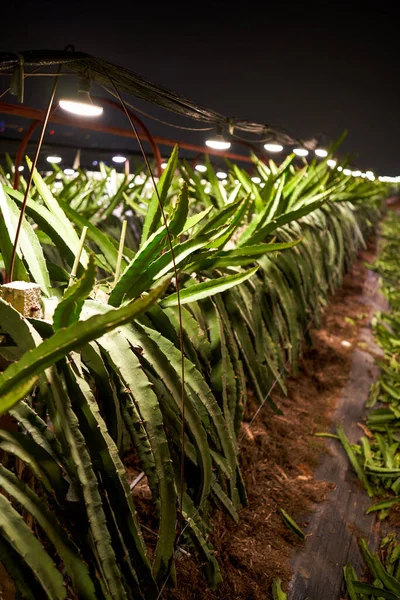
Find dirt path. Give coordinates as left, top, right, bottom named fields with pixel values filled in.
left=288, top=266, right=389, bottom=599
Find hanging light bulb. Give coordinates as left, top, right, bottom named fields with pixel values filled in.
left=112, top=155, right=127, bottom=164
left=205, top=131, right=231, bottom=150
left=264, top=143, right=283, bottom=153
left=47, top=156, right=62, bottom=164
left=293, top=148, right=309, bottom=157
left=59, top=77, right=103, bottom=117
left=315, top=148, right=328, bottom=158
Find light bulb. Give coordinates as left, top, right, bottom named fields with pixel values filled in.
left=216, top=171, right=227, bottom=179
left=293, top=148, right=309, bottom=157
left=251, top=176, right=261, bottom=184
left=18, top=165, right=24, bottom=172
left=64, top=168, right=75, bottom=175
left=59, top=99, right=103, bottom=117
left=337, top=166, right=343, bottom=172
left=343, top=168, right=352, bottom=176
left=47, top=156, right=62, bottom=164
left=264, top=143, right=283, bottom=153
left=205, top=133, right=231, bottom=150
left=351, top=170, right=361, bottom=177
left=327, top=159, right=337, bottom=168
left=195, top=164, right=207, bottom=173
left=59, top=78, right=103, bottom=118
left=315, top=149, right=328, bottom=158
left=134, top=176, right=145, bottom=185
left=112, top=155, right=127, bottom=164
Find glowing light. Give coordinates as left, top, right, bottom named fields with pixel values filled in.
left=112, top=155, right=127, bottom=164
left=18, top=166, right=24, bottom=172
left=205, top=134, right=231, bottom=150
left=251, top=176, right=261, bottom=184
left=315, top=148, right=328, bottom=158
left=63, top=168, right=75, bottom=175
left=293, top=148, right=309, bottom=157
left=337, top=166, right=343, bottom=172
left=59, top=99, right=103, bottom=117
left=47, top=156, right=62, bottom=164
left=195, top=164, right=207, bottom=173
left=92, top=160, right=98, bottom=166
left=216, top=171, right=227, bottom=179
left=264, top=143, right=283, bottom=153
left=53, top=181, right=63, bottom=190
left=366, top=170, right=375, bottom=181
left=343, top=168, right=352, bottom=176
left=161, top=162, right=168, bottom=169
left=134, top=175, right=145, bottom=185
left=341, top=340, right=351, bottom=347
left=327, top=159, right=337, bottom=168
left=352, top=170, right=362, bottom=177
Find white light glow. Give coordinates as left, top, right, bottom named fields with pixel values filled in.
left=59, top=99, right=103, bottom=117
left=264, top=143, right=283, bottom=153
left=47, top=156, right=62, bottom=164
left=343, top=168, right=352, bottom=176
left=161, top=162, right=168, bottom=169
left=341, top=340, right=351, bottom=347
left=195, top=164, right=207, bottom=173
left=216, top=171, right=227, bottom=179
left=315, top=149, right=328, bottom=158
left=205, top=134, right=231, bottom=150
left=352, top=170, right=362, bottom=177
left=112, top=155, right=127, bottom=164
left=327, top=159, right=337, bottom=168
left=53, top=181, right=63, bottom=190
left=337, top=166, right=343, bottom=171
left=63, top=168, right=76, bottom=176
left=18, top=166, right=24, bottom=172
left=293, top=148, right=309, bottom=157
left=134, top=176, right=145, bottom=185
left=251, top=176, right=261, bottom=184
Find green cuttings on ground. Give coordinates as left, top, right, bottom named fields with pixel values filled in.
left=334, top=211, right=400, bottom=598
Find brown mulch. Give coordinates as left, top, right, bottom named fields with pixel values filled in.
left=164, top=240, right=379, bottom=600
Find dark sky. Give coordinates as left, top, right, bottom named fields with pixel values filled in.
left=1, top=1, right=399, bottom=174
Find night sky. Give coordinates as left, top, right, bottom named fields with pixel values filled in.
left=1, top=1, right=399, bottom=174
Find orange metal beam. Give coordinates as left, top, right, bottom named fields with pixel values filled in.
left=0, top=101, right=254, bottom=164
